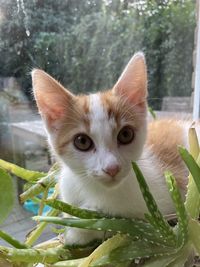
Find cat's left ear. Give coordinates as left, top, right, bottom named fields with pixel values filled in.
left=113, top=52, right=147, bottom=108
left=32, top=69, right=74, bottom=132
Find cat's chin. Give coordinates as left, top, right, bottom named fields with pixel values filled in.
left=97, top=176, right=124, bottom=188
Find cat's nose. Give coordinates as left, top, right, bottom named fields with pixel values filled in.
left=102, top=164, right=121, bottom=177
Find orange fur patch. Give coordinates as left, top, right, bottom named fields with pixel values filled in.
left=100, top=90, right=120, bottom=126
left=100, top=89, right=147, bottom=129
left=76, top=95, right=90, bottom=132
left=55, top=94, right=90, bottom=154
left=147, top=119, right=188, bottom=190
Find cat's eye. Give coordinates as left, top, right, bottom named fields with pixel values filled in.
left=117, top=126, right=134, bottom=145
left=74, top=134, right=94, bottom=151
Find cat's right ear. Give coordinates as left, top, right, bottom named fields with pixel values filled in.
left=32, top=69, right=74, bottom=131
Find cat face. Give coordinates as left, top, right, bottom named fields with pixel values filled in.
left=32, top=52, right=148, bottom=188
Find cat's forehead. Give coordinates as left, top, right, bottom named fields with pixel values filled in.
left=77, top=91, right=117, bottom=118
left=75, top=90, right=140, bottom=131
left=89, top=92, right=117, bottom=134
left=75, top=91, right=118, bottom=126
left=89, top=93, right=115, bottom=121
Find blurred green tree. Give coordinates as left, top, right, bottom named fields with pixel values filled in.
left=0, top=0, right=195, bottom=109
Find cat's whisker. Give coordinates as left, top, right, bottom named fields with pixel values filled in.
left=116, top=98, right=146, bottom=119
left=61, top=121, right=80, bottom=127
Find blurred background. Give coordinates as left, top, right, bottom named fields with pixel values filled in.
left=0, top=0, right=195, bottom=105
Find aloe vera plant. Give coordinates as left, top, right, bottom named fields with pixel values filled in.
left=0, top=168, right=14, bottom=224
left=0, top=127, right=200, bottom=266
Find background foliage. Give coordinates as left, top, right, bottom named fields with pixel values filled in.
left=0, top=0, right=196, bottom=109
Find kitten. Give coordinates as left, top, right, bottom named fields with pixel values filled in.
left=32, top=52, right=188, bottom=245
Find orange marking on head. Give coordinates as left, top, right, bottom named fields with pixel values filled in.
left=77, top=94, right=90, bottom=114
left=54, top=94, right=90, bottom=155
left=100, top=90, right=118, bottom=120
left=100, top=89, right=147, bottom=130
left=75, top=94, right=90, bottom=132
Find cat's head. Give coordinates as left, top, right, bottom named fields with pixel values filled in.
left=32, top=52, right=148, bottom=188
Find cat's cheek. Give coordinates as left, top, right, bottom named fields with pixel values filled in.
left=119, top=142, right=139, bottom=161
left=117, top=136, right=146, bottom=175
left=131, top=126, right=147, bottom=160
left=56, top=145, right=90, bottom=172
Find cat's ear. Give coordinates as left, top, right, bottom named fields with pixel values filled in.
left=32, top=69, right=74, bottom=131
left=113, top=52, right=147, bottom=108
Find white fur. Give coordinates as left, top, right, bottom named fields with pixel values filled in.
left=60, top=147, right=175, bottom=216
left=59, top=146, right=176, bottom=244
left=58, top=93, right=186, bottom=245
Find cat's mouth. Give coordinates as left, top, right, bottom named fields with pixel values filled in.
left=97, top=175, right=123, bottom=188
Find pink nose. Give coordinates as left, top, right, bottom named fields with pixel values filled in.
left=102, top=165, right=121, bottom=177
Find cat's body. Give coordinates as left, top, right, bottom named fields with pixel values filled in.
left=32, top=52, right=189, bottom=245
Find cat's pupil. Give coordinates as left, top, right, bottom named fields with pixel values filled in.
left=74, top=134, right=94, bottom=151
left=117, top=126, right=134, bottom=145
left=79, top=136, right=86, bottom=144
left=123, top=131, right=129, bottom=137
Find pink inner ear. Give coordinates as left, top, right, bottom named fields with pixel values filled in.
left=37, top=95, right=67, bottom=129
left=115, top=83, right=147, bottom=110
left=42, top=104, right=65, bottom=120
left=32, top=69, right=74, bottom=131
left=125, top=89, right=147, bottom=111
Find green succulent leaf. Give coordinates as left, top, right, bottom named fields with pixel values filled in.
left=115, top=263, right=130, bottom=267
left=132, top=162, right=176, bottom=245
left=33, top=216, right=174, bottom=246
left=0, top=245, right=71, bottom=263
left=0, top=159, right=46, bottom=182
left=142, top=244, right=190, bottom=267
left=0, top=168, right=14, bottom=225
left=48, top=258, right=86, bottom=266
left=45, top=199, right=107, bottom=219
left=148, top=106, right=156, bottom=120
left=166, top=244, right=192, bottom=267
left=165, top=171, right=188, bottom=246
left=185, top=175, right=200, bottom=220
left=188, top=219, right=200, bottom=255
left=93, top=240, right=177, bottom=266
left=79, top=234, right=128, bottom=267
left=0, top=258, right=13, bottom=267
left=20, top=170, right=57, bottom=202
left=183, top=127, right=200, bottom=219
left=25, top=209, right=59, bottom=246
left=179, top=146, right=200, bottom=194
left=188, top=126, right=200, bottom=160
left=142, top=255, right=178, bottom=267
left=0, top=230, right=27, bottom=249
